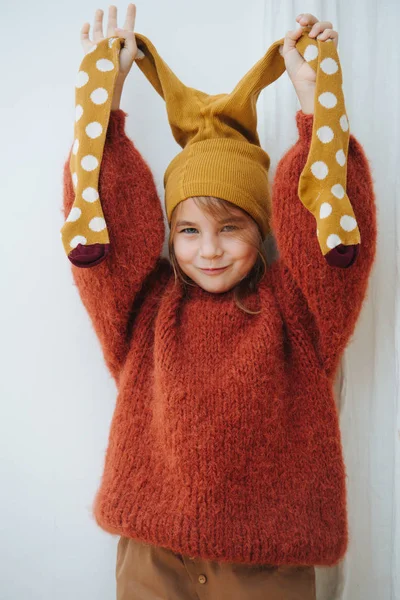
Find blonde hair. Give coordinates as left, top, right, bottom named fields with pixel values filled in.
left=168, top=196, right=268, bottom=315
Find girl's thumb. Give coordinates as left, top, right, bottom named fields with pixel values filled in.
left=114, top=29, right=144, bottom=59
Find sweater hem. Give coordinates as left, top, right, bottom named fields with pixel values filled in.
left=92, top=497, right=348, bottom=567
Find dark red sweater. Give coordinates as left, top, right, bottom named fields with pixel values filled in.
left=62, top=108, right=377, bottom=566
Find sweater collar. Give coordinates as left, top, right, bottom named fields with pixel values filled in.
left=183, top=281, right=235, bottom=303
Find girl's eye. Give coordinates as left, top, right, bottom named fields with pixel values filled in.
left=180, top=227, right=198, bottom=234
left=179, top=225, right=239, bottom=234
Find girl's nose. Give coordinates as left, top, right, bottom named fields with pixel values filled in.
left=199, top=238, right=223, bottom=260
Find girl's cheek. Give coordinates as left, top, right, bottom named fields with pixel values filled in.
left=174, top=238, right=194, bottom=260
left=227, top=238, right=251, bottom=255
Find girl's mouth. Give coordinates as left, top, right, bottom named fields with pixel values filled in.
left=199, top=266, right=229, bottom=275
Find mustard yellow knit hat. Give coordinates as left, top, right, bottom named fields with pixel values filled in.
left=61, top=26, right=360, bottom=267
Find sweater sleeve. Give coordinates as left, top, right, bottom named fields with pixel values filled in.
left=271, top=109, right=377, bottom=380
left=62, top=109, right=167, bottom=384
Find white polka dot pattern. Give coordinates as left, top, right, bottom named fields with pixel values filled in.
left=60, top=36, right=124, bottom=260
left=296, top=33, right=361, bottom=256
left=61, top=30, right=361, bottom=265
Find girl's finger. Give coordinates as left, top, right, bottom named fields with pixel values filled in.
left=122, top=3, right=137, bottom=32
left=317, top=29, right=339, bottom=49
left=284, top=26, right=304, bottom=46
left=308, top=21, right=333, bottom=38
left=92, top=8, right=104, bottom=42
left=316, top=28, right=338, bottom=40
left=80, top=22, right=92, bottom=53
left=297, top=13, right=319, bottom=26
left=80, top=22, right=90, bottom=41
left=107, top=5, right=118, bottom=37
left=281, top=26, right=305, bottom=57
left=114, top=28, right=137, bottom=57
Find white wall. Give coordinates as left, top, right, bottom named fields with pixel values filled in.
left=1, top=0, right=398, bottom=598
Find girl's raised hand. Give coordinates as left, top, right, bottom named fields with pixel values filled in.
left=80, top=4, right=140, bottom=80
left=279, top=13, right=339, bottom=91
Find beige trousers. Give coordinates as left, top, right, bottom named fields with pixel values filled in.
left=116, top=536, right=316, bottom=600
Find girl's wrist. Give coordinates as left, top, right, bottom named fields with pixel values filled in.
left=294, top=82, right=315, bottom=115
left=111, top=76, right=126, bottom=111
left=298, top=100, right=314, bottom=115
left=294, top=83, right=316, bottom=114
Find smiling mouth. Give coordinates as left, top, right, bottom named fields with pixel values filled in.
left=199, top=266, right=229, bottom=275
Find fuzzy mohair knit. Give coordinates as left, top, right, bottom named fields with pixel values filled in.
left=62, top=108, right=377, bottom=567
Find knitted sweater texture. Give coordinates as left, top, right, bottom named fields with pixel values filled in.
left=62, top=108, right=377, bottom=566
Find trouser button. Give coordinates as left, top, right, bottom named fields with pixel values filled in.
left=198, top=574, right=207, bottom=584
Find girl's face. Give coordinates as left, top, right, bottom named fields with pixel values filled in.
left=172, top=197, right=259, bottom=294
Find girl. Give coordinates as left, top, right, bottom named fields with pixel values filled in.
left=62, top=5, right=377, bottom=599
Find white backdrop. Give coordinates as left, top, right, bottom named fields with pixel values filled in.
left=1, top=0, right=398, bottom=598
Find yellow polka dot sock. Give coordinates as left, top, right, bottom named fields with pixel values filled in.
left=60, top=36, right=127, bottom=267
left=294, top=30, right=361, bottom=260
left=61, top=26, right=360, bottom=267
